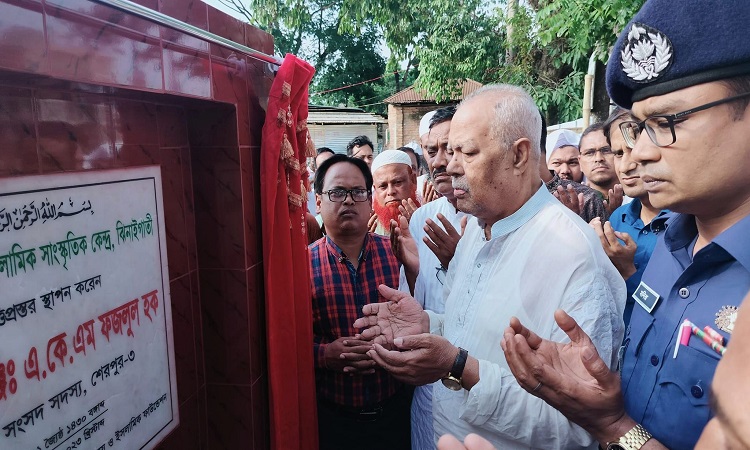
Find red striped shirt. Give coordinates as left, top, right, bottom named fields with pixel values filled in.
left=309, top=233, right=403, bottom=408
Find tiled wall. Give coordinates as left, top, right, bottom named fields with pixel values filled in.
left=0, top=0, right=274, bottom=448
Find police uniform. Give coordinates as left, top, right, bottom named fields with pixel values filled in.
left=621, top=214, right=750, bottom=449
left=606, top=1, right=750, bottom=449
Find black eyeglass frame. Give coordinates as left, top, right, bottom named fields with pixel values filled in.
left=619, top=91, right=750, bottom=148
left=579, top=146, right=614, bottom=160
left=320, top=188, right=371, bottom=203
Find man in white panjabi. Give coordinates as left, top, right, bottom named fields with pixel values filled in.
left=356, top=84, right=626, bottom=449
left=398, top=106, right=469, bottom=450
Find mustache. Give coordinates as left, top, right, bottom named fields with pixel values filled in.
left=452, top=177, right=470, bottom=191
left=432, top=167, right=448, bottom=177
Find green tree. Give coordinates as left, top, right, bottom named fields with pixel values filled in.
left=217, top=0, right=388, bottom=111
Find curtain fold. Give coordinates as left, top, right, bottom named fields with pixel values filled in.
left=260, top=53, right=318, bottom=450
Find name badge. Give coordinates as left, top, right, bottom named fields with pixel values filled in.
left=633, top=281, right=660, bottom=313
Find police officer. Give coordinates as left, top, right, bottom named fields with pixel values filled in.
left=499, top=1, right=750, bottom=449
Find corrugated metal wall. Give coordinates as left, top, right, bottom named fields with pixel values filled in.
left=309, top=124, right=378, bottom=154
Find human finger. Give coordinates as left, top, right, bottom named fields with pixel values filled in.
left=463, top=433, right=497, bottom=450
left=459, top=216, right=468, bottom=236
left=341, top=344, right=374, bottom=355
left=368, top=213, right=378, bottom=232
left=340, top=351, right=373, bottom=361
left=508, top=316, right=544, bottom=350
left=367, top=343, right=409, bottom=372
left=602, top=221, right=620, bottom=247
left=377, top=284, right=411, bottom=303
left=554, top=310, right=594, bottom=348
left=615, top=231, right=636, bottom=250
left=502, top=329, right=543, bottom=391
left=437, top=434, right=467, bottom=450
left=591, top=218, right=613, bottom=248
left=342, top=338, right=373, bottom=347
left=437, top=213, right=460, bottom=238
left=424, top=218, right=448, bottom=244
left=577, top=193, right=585, bottom=215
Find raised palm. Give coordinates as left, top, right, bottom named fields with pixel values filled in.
left=354, top=285, right=425, bottom=348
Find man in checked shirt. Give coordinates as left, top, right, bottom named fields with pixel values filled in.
left=309, top=154, right=412, bottom=450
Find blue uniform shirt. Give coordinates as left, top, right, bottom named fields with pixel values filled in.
left=608, top=199, right=670, bottom=326
left=621, top=212, right=750, bottom=450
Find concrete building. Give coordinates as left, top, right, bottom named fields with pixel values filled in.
left=383, top=79, right=483, bottom=147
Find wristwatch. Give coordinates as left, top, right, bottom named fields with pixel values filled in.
left=606, top=424, right=652, bottom=450
left=441, top=347, right=468, bottom=391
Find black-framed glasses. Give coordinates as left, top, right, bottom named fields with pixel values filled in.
left=619, top=91, right=750, bottom=148
left=580, top=146, right=613, bottom=160
left=435, top=266, right=447, bottom=286
left=321, top=188, right=371, bottom=202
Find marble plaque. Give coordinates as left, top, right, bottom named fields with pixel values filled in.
left=0, top=166, right=178, bottom=449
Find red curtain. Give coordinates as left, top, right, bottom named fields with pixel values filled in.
left=260, top=54, right=318, bottom=450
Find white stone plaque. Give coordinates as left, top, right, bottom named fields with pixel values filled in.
left=0, top=167, right=179, bottom=449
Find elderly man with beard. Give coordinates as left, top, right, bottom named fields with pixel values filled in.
left=370, top=149, right=419, bottom=236
left=393, top=106, right=470, bottom=450
left=355, top=84, right=625, bottom=449
left=579, top=124, right=625, bottom=214
left=590, top=107, right=670, bottom=327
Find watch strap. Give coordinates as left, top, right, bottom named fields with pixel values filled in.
left=448, top=347, right=468, bottom=380
left=606, top=424, right=652, bottom=450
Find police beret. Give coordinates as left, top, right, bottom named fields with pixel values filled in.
left=606, top=0, right=750, bottom=109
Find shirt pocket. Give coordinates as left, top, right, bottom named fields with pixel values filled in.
left=620, top=314, right=655, bottom=392
left=650, top=344, right=718, bottom=449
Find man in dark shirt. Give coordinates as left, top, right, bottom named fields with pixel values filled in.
left=309, top=154, right=411, bottom=450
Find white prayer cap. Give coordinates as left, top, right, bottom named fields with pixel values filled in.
left=419, top=110, right=437, bottom=137
left=371, top=149, right=413, bottom=174
left=545, top=129, right=581, bottom=163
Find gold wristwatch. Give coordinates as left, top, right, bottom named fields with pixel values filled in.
left=606, top=424, right=652, bottom=450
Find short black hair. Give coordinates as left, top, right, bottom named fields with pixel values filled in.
left=579, top=122, right=605, bottom=147
left=316, top=147, right=335, bottom=156
left=314, top=154, right=373, bottom=194
left=539, top=110, right=548, bottom=153
left=722, top=75, right=750, bottom=120
left=346, top=135, right=374, bottom=156
left=602, top=107, right=632, bottom=144
left=397, top=146, right=420, bottom=172
left=429, top=106, right=456, bottom=129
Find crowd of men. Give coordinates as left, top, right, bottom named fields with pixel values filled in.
left=305, top=0, right=750, bottom=449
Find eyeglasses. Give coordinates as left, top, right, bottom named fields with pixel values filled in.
left=619, top=91, right=750, bottom=147
left=580, top=146, right=613, bottom=160
left=321, top=188, right=371, bottom=202
left=435, top=266, right=447, bottom=285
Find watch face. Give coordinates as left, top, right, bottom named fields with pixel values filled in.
left=441, top=377, right=462, bottom=391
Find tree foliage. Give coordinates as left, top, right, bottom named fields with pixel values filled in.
left=220, top=0, right=647, bottom=122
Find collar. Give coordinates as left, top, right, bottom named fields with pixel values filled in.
left=665, top=213, right=750, bottom=271
left=481, top=184, right=551, bottom=240
left=325, top=233, right=370, bottom=263
left=618, top=199, right=671, bottom=231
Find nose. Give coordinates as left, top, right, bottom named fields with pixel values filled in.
left=630, top=133, right=660, bottom=166
left=342, top=191, right=356, bottom=204
left=432, top=149, right=449, bottom=173
left=447, top=152, right=462, bottom=178
left=559, top=163, right=572, bottom=175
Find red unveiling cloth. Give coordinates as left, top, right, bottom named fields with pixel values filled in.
left=260, top=54, right=318, bottom=450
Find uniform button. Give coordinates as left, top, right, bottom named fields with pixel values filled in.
left=477, top=263, right=481, bottom=268
left=641, top=229, right=649, bottom=235
left=691, top=385, right=704, bottom=398
left=679, top=287, right=690, bottom=298
left=650, top=355, right=659, bottom=366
